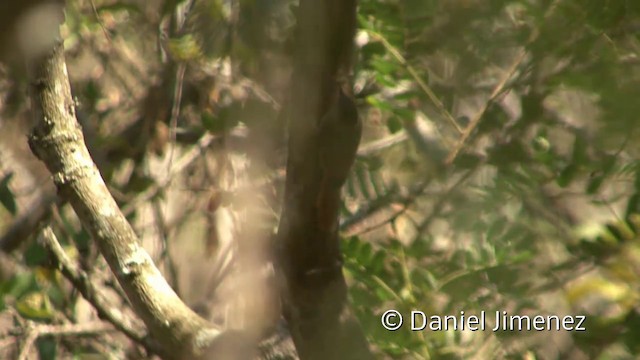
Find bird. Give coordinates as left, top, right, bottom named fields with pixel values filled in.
left=315, top=86, right=362, bottom=232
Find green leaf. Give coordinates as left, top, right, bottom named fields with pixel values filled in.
left=485, top=218, right=507, bottom=243
left=393, top=108, right=414, bottom=121
left=373, top=283, right=396, bottom=302
left=371, top=56, right=398, bottom=75
left=557, top=163, right=577, bottom=188
left=625, top=193, right=640, bottom=218
left=36, top=337, right=57, bottom=360
left=350, top=285, right=378, bottom=307
left=0, top=172, right=17, bottom=215
left=439, top=270, right=485, bottom=299
left=201, top=111, right=219, bottom=133
left=342, top=236, right=360, bottom=256
left=486, top=265, right=524, bottom=294
left=356, top=242, right=374, bottom=265
left=411, top=268, right=438, bottom=291
left=24, top=242, right=49, bottom=267
left=386, top=116, right=402, bottom=134
left=355, top=166, right=372, bottom=200
left=0, top=272, right=37, bottom=299
left=586, top=174, right=605, bottom=195
left=571, top=135, right=588, bottom=165
left=370, top=250, right=386, bottom=274
left=167, top=34, right=203, bottom=61
left=407, top=237, right=430, bottom=259
left=604, top=221, right=635, bottom=244
left=366, top=96, right=394, bottom=111
left=453, top=153, right=481, bottom=169
left=369, top=169, right=385, bottom=198
left=16, top=291, right=55, bottom=321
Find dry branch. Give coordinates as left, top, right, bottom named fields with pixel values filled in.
left=24, top=17, right=241, bottom=360
left=39, top=227, right=150, bottom=348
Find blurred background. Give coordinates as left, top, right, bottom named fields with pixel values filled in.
left=2, top=0, right=640, bottom=359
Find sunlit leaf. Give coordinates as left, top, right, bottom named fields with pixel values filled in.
left=16, top=291, right=55, bottom=321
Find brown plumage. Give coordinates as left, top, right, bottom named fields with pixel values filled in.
left=316, top=87, right=361, bottom=232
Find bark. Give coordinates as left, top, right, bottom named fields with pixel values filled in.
left=276, top=0, right=374, bottom=359
left=25, top=11, right=240, bottom=360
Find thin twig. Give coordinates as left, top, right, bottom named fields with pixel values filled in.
left=343, top=182, right=430, bottom=237
left=38, top=227, right=154, bottom=352
left=152, top=200, right=181, bottom=296
left=16, top=327, right=37, bottom=360
left=415, top=169, right=476, bottom=235
left=167, top=62, right=187, bottom=173
left=37, top=321, right=115, bottom=336
left=357, top=130, right=408, bottom=157
left=368, top=30, right=463, bottom=134
left=0, top=193, right=57, bottom=253
left=444, top=51, right=526, bottom=165
left=17, top=321, right=115, bottom=360
left=122, top=132, right=219, bottom=216
left=166, top=0, right=194, bottom=174
left=340, top=192, right=399, bottom=233
left=444, top=0, right=562, bottom=165
left=0, top=337, right=16, bottom=354
left=89, top=0, right=112, bottom=42
left=345, top=203, right=409, bottom=237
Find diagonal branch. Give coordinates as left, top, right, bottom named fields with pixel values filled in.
left=368, top=30, right=463, bottom=134
left=39, top=227, right=151, bottom=348
left=24, top=13, right=240, bottom=360
left=16, top=320, right=116, bottom=360
left=444, top=0, right=562, bottom=165
left=444, top=51, right=525, bottom=165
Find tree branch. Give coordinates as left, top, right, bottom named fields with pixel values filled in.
left=24, top=15, right=238, bottom=360
left=39, top=227, right=152, bottom=349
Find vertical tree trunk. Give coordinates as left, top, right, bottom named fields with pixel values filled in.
left=277, top=0, right=374, bottom=359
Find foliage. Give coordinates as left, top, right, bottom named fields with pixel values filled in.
left=1, top=0, right=640, bottom=359
left=345, top=0, right=640, bottom=358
